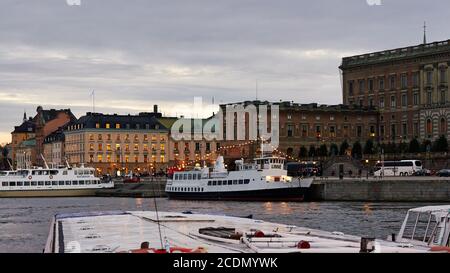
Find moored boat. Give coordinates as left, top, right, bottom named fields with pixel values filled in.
left=0, top=164, right=114, bottom=198
left=165, top=155, right=314, bottom=201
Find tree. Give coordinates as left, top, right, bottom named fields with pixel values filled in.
left=308, top=145, right=316, bottom=157
left=421, top=140, right=432, bottom=153
left=408, top=138, right=420, bottom=153
left=299, top=147, right=307, bottom=158
left=398, top=141, right=409, bottom=154
left=351, top=141, right=362, bottom=159
left=432, top=135, right=449, bottom=152
left=318, top=144, right=328, bottom=157
left=329, top=143, right=339, bottom=156
left=339, top=140, right=349, bottom=155
left=363, top=139, right=374, bottom=155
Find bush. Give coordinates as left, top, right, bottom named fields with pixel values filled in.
left=408, top=138, right=420, bottom=153
left=339, top=141, right=349, bottom=155
left=432, top=135, right=448, bottom=152
left=329, top=143, right=339, bottom=156
left=299, top=147, right=307, bottom=158
left=318, top=144, right=328, bottom=157
left=308, top=145, right=316, bottom=157
left=363, top=139, right=374, bottom=155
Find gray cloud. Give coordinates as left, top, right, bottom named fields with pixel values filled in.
left=1, top=0, right=450, bottom=143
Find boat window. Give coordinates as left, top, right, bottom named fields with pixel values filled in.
left=63, top=171, right=68, bottom=175
left=183, top=174, right=187, bottom=180
left=92, top=180, right=97, bottom=184
left=17, top=182, right=23, bottom=186
left=45, top=181, right=51, bottom=186
left=9, top=182, right=16, bottom=186
left=38, top=181, right=44, bottom=186
left=233, top=180, right=238, bottom=185
left=65, top=181, right=71, bottom=185
left=244, top=179, right=250, bottom=184
left=52, top=181, right=58, bottom=186
left=228, top=180, right=232, bottom=185
left=212, top=181, right=217, bottom=186
left=218, top=181, right=222, bottom=186
left=207, top=181, right=212, bottom=186
left=72, top=181, right=78, bottom=185
left=238, top=179, right=244, bottom=184
left=86, top=181, right=91, bottom=185
left=24, top=182, right=30, bottom=186
left=58, top=181, right=64, bottom=186
left=201, top=188, right=204, bottom=192
left=197, top=173, right=201, bottom=180
left=188, top=174, right=192, bottom=180
left=2, top=182, right=8, bottom=186
left=83, top=170, right=89, bottom=175
left=50, top=170, right=58, bottom=175
left=79, top=181, right=85, bottom=185
left=31, top=182, right=37, bottom=186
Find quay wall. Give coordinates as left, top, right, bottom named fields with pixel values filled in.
left=311, top=177, right=450, bottom=202
left=96, top=178, right=167, bottom=198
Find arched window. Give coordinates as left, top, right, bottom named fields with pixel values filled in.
left=426, top=119, right=433, bottom=138
left=440, top=117, right=447, bottom=135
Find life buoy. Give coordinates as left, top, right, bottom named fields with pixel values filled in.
left=28, top=175, right=32, bottom=180
left=49, top=175, right=53, bottom=180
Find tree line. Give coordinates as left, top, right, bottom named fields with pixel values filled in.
left=295, top=135, right=449, bottom=159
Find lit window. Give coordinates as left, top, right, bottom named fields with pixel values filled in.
left=115, top=123, right=120, bottom=129
left=106, top=123, right=110, bottom=129
left=95, top=123, right=100, bottom=129
left=97, top=155, right=103, bottom=163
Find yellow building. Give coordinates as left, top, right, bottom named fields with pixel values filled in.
left=64, top=112, right=170, bottom=175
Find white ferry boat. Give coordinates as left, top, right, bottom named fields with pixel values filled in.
left=165, top=155, right=314, bottom=201
left=43, top=205, right=450, bottom=253
left=0, top=164, right=114, bottom=197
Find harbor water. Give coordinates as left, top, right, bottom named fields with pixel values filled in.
left=0, top=197, right=446, bottom=253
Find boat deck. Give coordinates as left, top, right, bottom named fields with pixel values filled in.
left=45, top=211, right=432, bottom=253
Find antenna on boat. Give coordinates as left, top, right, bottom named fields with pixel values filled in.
left=151, top=180, right=165, bottom=251
left=40, top=154, right=49, bottom=169
left=65, top=157, right=72, bottom=169
left=7, top=158, right=14, bottom=171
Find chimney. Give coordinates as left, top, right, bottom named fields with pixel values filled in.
left=153, top=104, right=158, bottom=113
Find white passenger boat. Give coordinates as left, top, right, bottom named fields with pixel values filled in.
left=0, top=164, right=114, bottom=197
left=44, top=205, right=450, bottom=253
left=165, top=155, right=314, bottom=201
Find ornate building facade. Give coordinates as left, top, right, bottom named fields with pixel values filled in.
left=340, top=39, right=450, bottom=143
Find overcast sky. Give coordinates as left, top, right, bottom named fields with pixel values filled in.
left=1, top=0, right=450, bottom=144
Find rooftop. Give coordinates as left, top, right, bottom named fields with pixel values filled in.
left=340, top=39, right=450, bottom=69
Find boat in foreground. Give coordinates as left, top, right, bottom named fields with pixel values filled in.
left=0, top=164, right=114, bottom=198
left=44, top=205, right=449, bottom=253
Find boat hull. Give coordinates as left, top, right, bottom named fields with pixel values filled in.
left=0, top=188, right=99, bottom=198
left=166, top=186, right=311, bottom=201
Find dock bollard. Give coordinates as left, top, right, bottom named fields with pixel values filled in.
left=360, top=237, right=376, bottom=253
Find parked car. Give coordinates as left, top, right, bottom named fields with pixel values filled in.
left=123, top=172, right=141, bottom=183
left=412, top=169, right=431, bottom=176
left=436, top=169, right=450, bottom=177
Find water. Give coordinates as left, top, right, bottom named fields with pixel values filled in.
left=0, top=197, right=445, bottom=253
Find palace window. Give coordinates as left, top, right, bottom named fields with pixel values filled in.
left=89, top=134, right=94, bottom=141
left=401, top=94, right=407, bottom=107
left=380, top=125, right=385, bottom=137
left=357, top=126, right=362, bottom=137
left=106, top=144, right=111, bottom=151
left=391, top=95, right=396, bottom=108
left=125, top=155, right=129, bottom=163
left=125, top=144, right=130, bottom=152
left=413, top=93, right=419, bottom=105
left=441, top=90, right=446, bottom=104
left=389, top=75, right=396, bottom=90
left=161, top=144, right=165, bottom=151
left=359, top=80, right=365, bottom=94
left=379, top=77, right=385, bottom=90
left=97, top=155, right=103, bottom=163
left=348, top=81, right=354, bottom=96
left=301, top=125, right=308, bottom=137
left=143, top=144, right=148, bottom=151
left=134, top=144, right=139, bottom=151
left=427, top=71, right=433, bottom=85
left=440, top=118, right=447, bottom=134
left=98, top=134, right=102, bottom=141
left=95, top=123, right=100, bottom=129
left=440, top=68, right=447, bottom=83
left=330, top=126, right=336, bottom=137
left=287, top=124, right=294, bottom=137
left=89, top=144, right=94, bottom=151
left=426, top=119, right=433, bottom=138
left=413, top=123, right=419, bottom=138
left=106, top=123, right=110, bottom=129
left=98, top=143, right=103, bottom=151
left=401, top=74, right=408, bottom=89
left=116, top=144, right=120, bottom=151
left=427, top=91, right=432, bottom=105
left=380, top=97, right=385, bottom=108
left=368, top=79, right=374, bottom=92
left=115, top=123, right=120, bottom=129
left=402, top=123, right=407, bottom=138
left=144, top=134, right=148, bottom=141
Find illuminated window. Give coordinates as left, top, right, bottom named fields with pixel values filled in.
left=116, top=155, right=120, bottom=163
left=89, top=134, right=94, bottom=141
left=160, top=144, right=165, bottom=151
left=125, top=155, right=129, bottom=163
left=134, top=144, right=139, bottom=151
left=89, top=144, right=94, bottom=151
left=125, top=144, right=130, bottom=151
left=144, top=155, right=148, bottom=163
left=106, top=123, right=110, bottom=129
left=134, top=156, right=138, bottom=162
left=97, top=155, right=103, bottom=163
left=106, top=155, right=111, bottom=163
left=106, top=144, right=111, bottom=151
left=440, top=118, right=447, bottom=134
left=143, top=144, right=148, bottom=151
left=144, top=134, right=148, bottom=141
left=115, top=144, right=120, bottom=151
left=98, top=143, right=103, bottom=151
left=96, top=123, right=100, bottom=129
left=115, top=123, right=121, bottom=129
left=134, top=134, right=139, bottom=141
left=160, top=135, right=165, bottom=141
left=160, top=155, right=165, bottom=162
left=151, top=135, right=157, bottom=141
left=125, top=134, right=130, bottom=141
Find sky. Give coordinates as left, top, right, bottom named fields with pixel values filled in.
left=1, top=0, right=450, bottom=144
